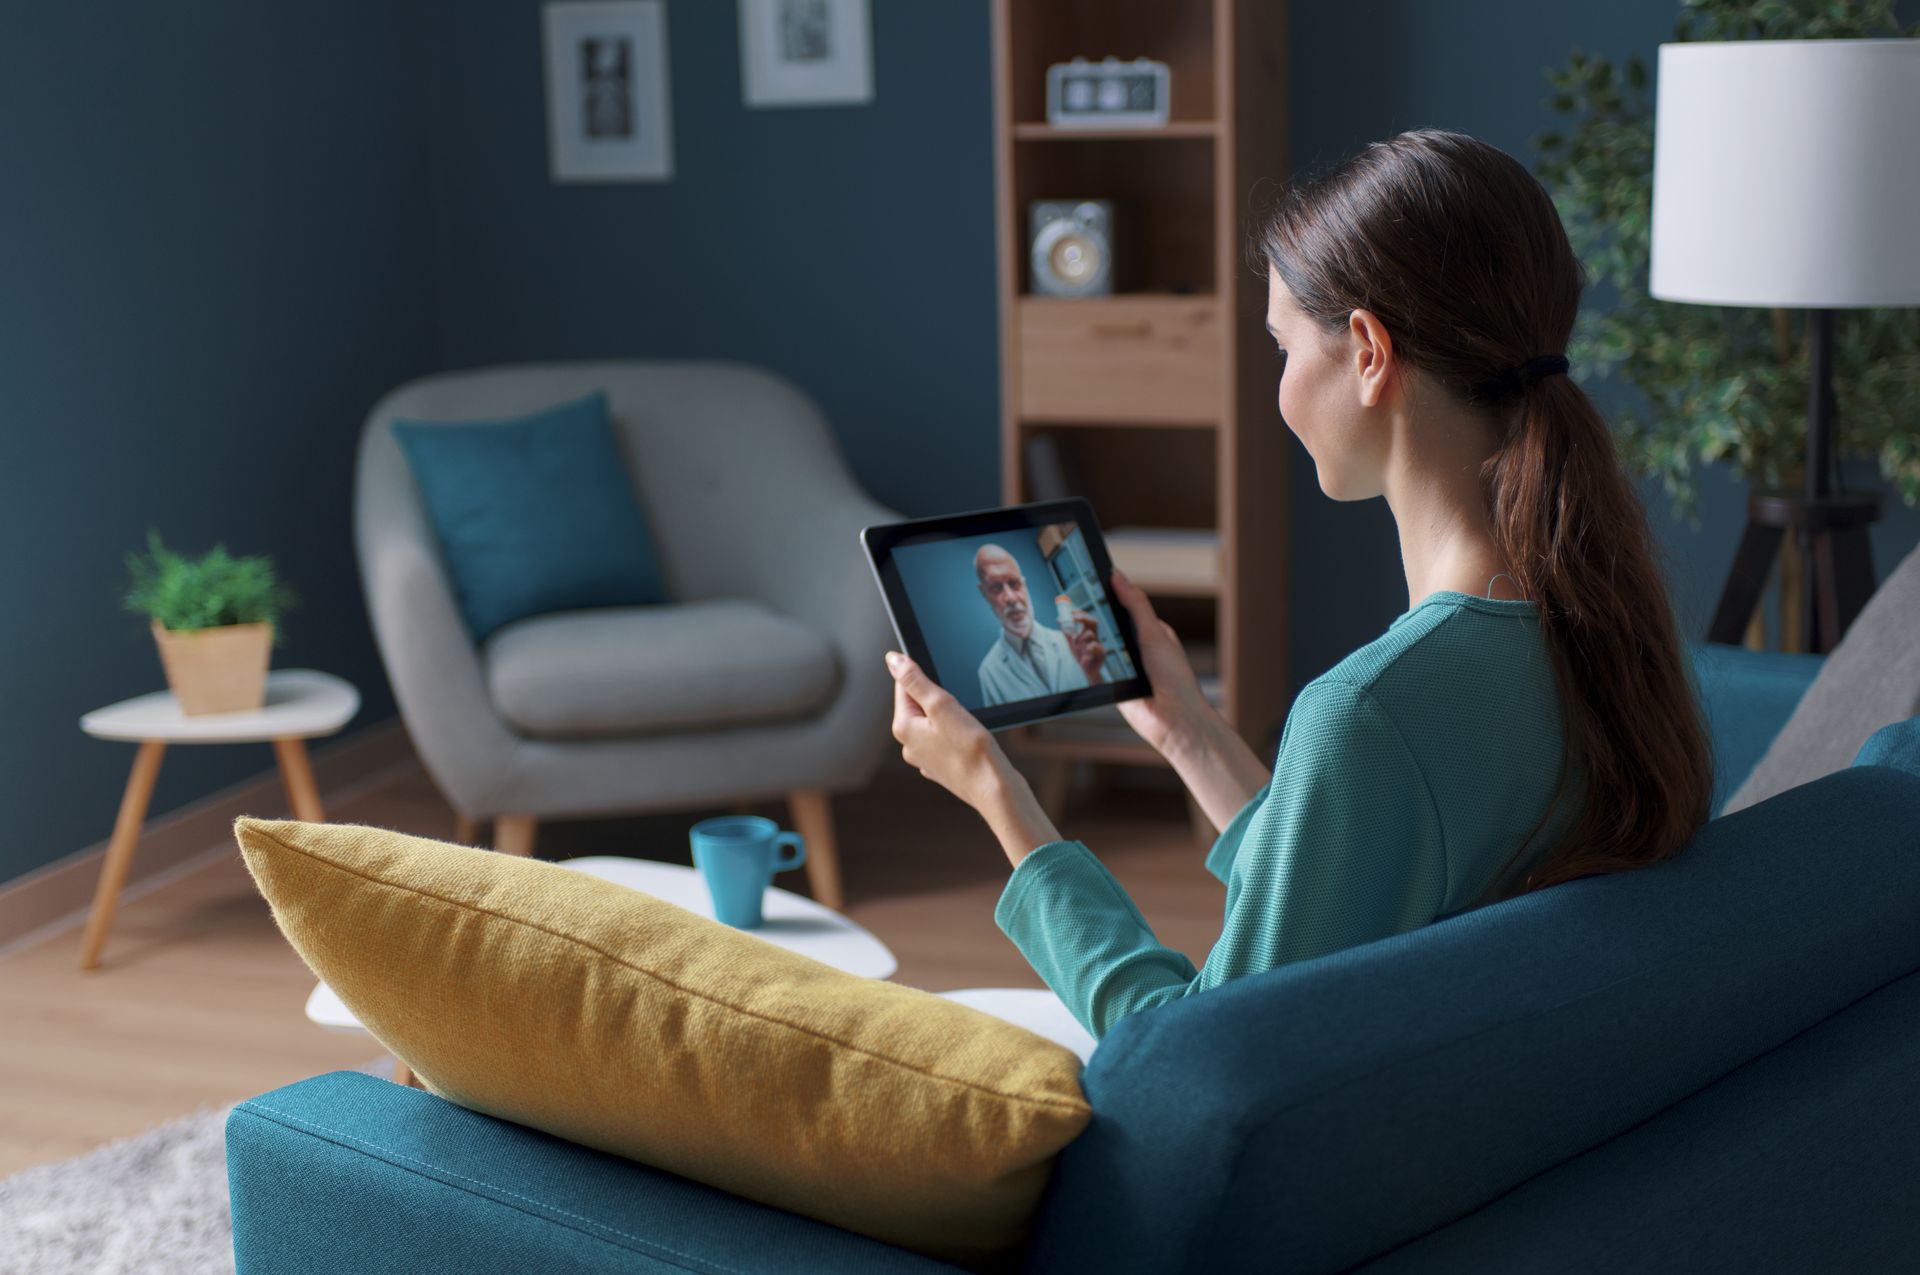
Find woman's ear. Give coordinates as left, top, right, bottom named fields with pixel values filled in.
left=1347, top=308, right=1396, bottom=408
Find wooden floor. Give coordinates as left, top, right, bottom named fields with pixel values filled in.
left=0, top=750, right=1224, bottom=1177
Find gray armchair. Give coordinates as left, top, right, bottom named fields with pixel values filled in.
left=352, top=360, right=900, bottom=907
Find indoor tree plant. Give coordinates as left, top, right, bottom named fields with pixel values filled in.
left=1533, top=0, right=1920, bottom=646
left=122, top=529, right=298, bottom=715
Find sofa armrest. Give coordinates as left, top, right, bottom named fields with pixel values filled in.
left=228, top=1072, right=963, bottom=1275
left=1688, top=642, right=1826, bottom=815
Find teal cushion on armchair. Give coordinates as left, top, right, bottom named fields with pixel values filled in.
left=392, top=390, right=666, bottom=642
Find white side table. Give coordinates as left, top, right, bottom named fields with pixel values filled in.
left=77, top=669, right=359, bottom=971
left=307, top=854, right=897, bottom=1085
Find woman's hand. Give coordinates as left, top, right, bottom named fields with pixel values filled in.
left=886, top=651, right=1062, bottom=867
left=886, top=651, right=1005, bottom=811
left=1111, top=568, right=1272, bottom=834
left=1110, top=568, right=1214, bottom=758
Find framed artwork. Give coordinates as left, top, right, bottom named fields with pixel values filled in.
left=543, top=1, right=674, bottom=182
left=738, top=0, right=873, bottom=108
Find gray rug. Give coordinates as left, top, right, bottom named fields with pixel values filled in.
left=0, top=1059, right=394, bottom=1275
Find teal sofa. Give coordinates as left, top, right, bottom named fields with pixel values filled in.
left=227, top=648, right=1920, bottom=1272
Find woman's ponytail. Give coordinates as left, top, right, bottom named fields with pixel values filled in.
left=1477, top=375, right=1712, bottom=898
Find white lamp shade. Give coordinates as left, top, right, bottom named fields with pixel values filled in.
left=1650, top=39, right=1920, bottom=308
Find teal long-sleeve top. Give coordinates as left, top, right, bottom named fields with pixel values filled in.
left=995, top=591, right=1575, bottom=1040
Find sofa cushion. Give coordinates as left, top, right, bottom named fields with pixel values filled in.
left=232, top=817, right=1090, bottom=1267
left=229, top=1072, right=963, bottom=1274
left=483, top=599, right=840, bottom=739
left=391, top=390, right=667, bottom=643
left=1024, top=762, right=1920, bottom=1274
left=1854, top=714, right=1920, bottom=776
left=1725, top=541, right=1920, bottom=813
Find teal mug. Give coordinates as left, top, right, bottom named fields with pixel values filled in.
left=689, top=815, right=807, bottom=929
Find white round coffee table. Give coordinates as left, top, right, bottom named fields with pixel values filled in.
left=77, top=668, right=359, bottom=972
left=307, top=854, right=899, bottom=1078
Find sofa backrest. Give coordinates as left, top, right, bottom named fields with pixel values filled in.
left=357, top=359, right=862, bottom=607
left=1350, top=963, right=1920, bottom=1271
left=1026, top=731, right=1920, bottom=1274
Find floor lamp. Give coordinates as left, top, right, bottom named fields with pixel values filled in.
left=1649, top=38, right=1920, bottom=653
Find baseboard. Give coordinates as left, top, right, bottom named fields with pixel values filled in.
left=0, top=719, right=418, bottom=956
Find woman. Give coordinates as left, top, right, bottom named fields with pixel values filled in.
left=885, top=129, right=1713, bottom=1041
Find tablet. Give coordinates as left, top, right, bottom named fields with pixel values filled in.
left=861, top=498, right=1152, bottom=731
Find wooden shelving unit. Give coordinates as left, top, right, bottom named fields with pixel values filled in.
left=991, top=0, right=1291, bottom=787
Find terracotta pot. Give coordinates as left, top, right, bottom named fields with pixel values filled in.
left=150, top=619, right=272, bottom=715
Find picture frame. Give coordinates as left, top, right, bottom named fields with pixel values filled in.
left=543, top=1, right=673, bottom=183
left=738, top=0, right=873, bottom=108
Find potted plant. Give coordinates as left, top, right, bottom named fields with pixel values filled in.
left=122, top=530, right=299, bottom=715
left=1533, top=0, right=1920, bottom=647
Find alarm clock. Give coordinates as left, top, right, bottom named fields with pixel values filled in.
left=1045, top=57, right=1171, bottom=129
left=1029, top=200, right=1115, bottom=297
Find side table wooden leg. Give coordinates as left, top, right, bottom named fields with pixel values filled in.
left=79, top=740, right=166, bottom=972
left=272, top=737, right=325, bottom=822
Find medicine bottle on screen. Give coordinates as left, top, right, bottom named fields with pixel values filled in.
left=1055, top=594, right=1076, bottom=636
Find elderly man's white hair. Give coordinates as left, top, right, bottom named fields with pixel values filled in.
left=973, top=543, right=1020, bottom=580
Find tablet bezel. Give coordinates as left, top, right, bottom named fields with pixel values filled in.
left=861, top=498, right=1153, bottom=732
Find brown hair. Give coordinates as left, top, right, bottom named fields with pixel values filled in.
left=1260, top=128, right=1712, bottom=900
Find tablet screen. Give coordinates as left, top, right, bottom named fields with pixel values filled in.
left=863, top=500, right=1150, bottom=730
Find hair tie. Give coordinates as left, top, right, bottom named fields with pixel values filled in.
left=1511, top=354, right=1570, bottom=388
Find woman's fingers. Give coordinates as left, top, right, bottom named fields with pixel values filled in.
left=887, top=652, right=947, bottom=707
left=890, top=659, right=927, bottom=739
left=1112, top=568, right=1156, bottom=623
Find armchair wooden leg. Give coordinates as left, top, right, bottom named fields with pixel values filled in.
left=493, top=813, right=537, bottom=857
left=1186, top=794, right=1216, bottom=850
left=453, top=815, right=477, bottom=845
left=1033, top=760, right=1074, bottom=823
left=786, top=789, right=843, bottom=910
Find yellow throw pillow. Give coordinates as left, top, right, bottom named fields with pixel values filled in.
left=233, top=816, right=1090, bottom=1266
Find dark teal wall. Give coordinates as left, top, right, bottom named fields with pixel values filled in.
left=0, top=5, right=435, bottom=886
left=417, top=0, right=1000, bottom=518
left=4, top=1, right=1915, bottom=889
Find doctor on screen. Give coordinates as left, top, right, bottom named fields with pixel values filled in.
left=973, top=544, right=1106, bottom=706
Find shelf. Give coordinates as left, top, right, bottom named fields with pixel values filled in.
left=1018, top=425, right=1217, bottom=528
left=1012, top=670, right=1223, bottom=766
left=1016, top=289, right=1215, bottom=302
left=994, top=0, right=1292, bottom=770
left=1018, top=295, right=1222, bottom=425
left=1012, top=729, right=1163, bottom=765
left=1012, top=137, right=1215, bottom=293
left=1105, top=527, right=1222, bottom=596
left=1013, top=420, right=1221, bottom=435
left=1013, top=121, right=1218, bottom=141
left=1004, top=0, right=1219, bottom=128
